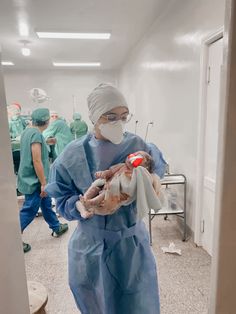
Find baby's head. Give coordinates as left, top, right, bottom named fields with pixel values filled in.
left=126, top=151, right=155, bottom=173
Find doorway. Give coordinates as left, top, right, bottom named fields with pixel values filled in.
left=195, top=29, right=223, bottom=255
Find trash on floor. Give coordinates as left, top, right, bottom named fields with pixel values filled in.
left=161, top=242, right=182, bottom=256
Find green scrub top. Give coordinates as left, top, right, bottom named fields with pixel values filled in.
left=17, top=127, right=50, bottom=195
left=43, top=119, right=73, bottom=157
left=70, top=120, right=88, bottom=139
left=9, top=116, right=27, bottom=139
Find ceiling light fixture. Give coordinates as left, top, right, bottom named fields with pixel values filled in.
left=142, top=61, right=193, bottom=71
left=20, top=40, right=31, bottom=56
left=1, top=61, right=15, bottom=66
left=21, top=46, right=31, bottom=56
left=36, top=32, right=111, bottom=39
left=53, top=62, right=101, bottom=67
left=19, top=22, right=29, bottom=37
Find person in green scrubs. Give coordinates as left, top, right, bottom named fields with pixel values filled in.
left=43, top=111, right=73, bottom=159
left=18, top=108, right=68, bottom=253
left=70, top=112, right=88, bottom=139
left=7, top=104, right=26, bottom=175
left=8, top=104, right=27, bottom=139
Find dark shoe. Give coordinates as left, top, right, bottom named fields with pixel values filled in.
left=23, top=242, right=31, bottom=253
left=17, top=189, right=22, bottom=196
left=51, top=223, right=68, bottom=237
left=36, top=209, right=43, bottom=217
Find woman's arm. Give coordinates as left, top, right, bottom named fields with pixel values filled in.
left=145, top=143, right=167, bottom=178
left=31, top=143, right=47, bottom=198
left=45, top=162, right=85, bottom=221
left=43, top=122, right=57, bottom=139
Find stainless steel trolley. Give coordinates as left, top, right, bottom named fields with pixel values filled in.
left=149, top=173, right=187, bottom=245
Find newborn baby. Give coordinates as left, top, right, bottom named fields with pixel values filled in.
left=78, top=151, right=161, bottom=218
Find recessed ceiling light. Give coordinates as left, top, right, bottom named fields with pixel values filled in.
left=53, top=62, right=101, bottom=67
left=21, top=47, right=31, bottom=56
left=19, top=22, right=29, bottom=37
left=1, top=61, right=14, bottom=66
left=36, top=32, right=111, bottom=39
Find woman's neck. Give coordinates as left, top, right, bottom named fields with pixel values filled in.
left=32, top=126, right=44, bottom=133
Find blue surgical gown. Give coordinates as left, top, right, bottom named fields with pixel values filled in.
left=46, top=132, right=167, bottom=314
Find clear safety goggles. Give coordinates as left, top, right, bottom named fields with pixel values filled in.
left=102, top=112, right=133, bottom=123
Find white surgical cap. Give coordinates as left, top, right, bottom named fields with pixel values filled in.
left=50, top=110, right=58, bottom=116
left=87, top=83, right=129, bottom=124
left=8, top=104, right=20, bottom=116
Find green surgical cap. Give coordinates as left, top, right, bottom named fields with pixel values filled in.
left=31, top=108, right=50, bottom=122
left=73, top=112, right=81, bottom=120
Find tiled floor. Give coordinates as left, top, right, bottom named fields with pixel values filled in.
left=23, top=213, right=211, bottom=314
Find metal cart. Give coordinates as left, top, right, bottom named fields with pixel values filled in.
left=149, top=173, right=187, bottom=245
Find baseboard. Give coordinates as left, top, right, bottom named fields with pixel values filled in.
left=176, top=215, right=194, bottom=242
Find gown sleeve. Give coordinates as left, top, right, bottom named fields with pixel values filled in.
left=45, top=161, right=85, bottom=221
left=43, top=121, right=57, bottom=139
left=145, top=142, right=167, bottom=178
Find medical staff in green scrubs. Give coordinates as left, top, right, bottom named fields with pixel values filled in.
left=70, top=112, right=88, bottom=139
left=18, top=108, right=68, bottom=253
left=43, top=111, right=73, bottom=158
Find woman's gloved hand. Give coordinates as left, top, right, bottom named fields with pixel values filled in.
left=76, top=197, right=95, bottom=219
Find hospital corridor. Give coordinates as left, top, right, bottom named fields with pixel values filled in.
left=1, top=1, right=236, bottom=314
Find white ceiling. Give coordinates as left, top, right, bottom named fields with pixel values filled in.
left=0, top=0, right=168, bottom=70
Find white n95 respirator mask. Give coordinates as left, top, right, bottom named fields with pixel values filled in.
left=99, top=120, right=125, bottom=144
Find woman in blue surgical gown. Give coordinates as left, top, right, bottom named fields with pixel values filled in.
left=46, top=83, right=166, bottom=314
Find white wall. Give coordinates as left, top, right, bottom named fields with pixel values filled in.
left=118, top=0, right=225, bottom=231
left=3, top=69, right=117, bottom=128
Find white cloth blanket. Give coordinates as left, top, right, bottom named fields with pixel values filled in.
left=106, top=166, right=162, bottom=219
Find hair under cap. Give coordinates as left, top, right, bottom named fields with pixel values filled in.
left=87, top=83, right=128, bottom=124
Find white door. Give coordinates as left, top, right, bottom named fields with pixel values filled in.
left=201, top=38, right=223, bottom=255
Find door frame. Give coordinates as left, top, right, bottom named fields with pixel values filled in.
left=194, top=27, right=224, bottom=246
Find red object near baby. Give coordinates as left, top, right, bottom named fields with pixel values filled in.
left=128, top=153, right=144, bottom=168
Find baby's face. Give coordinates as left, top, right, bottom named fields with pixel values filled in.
left=125, top=151, right=150, bottom=169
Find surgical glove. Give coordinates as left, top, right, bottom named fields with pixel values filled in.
left=76, top=200, right=94, bottom=219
